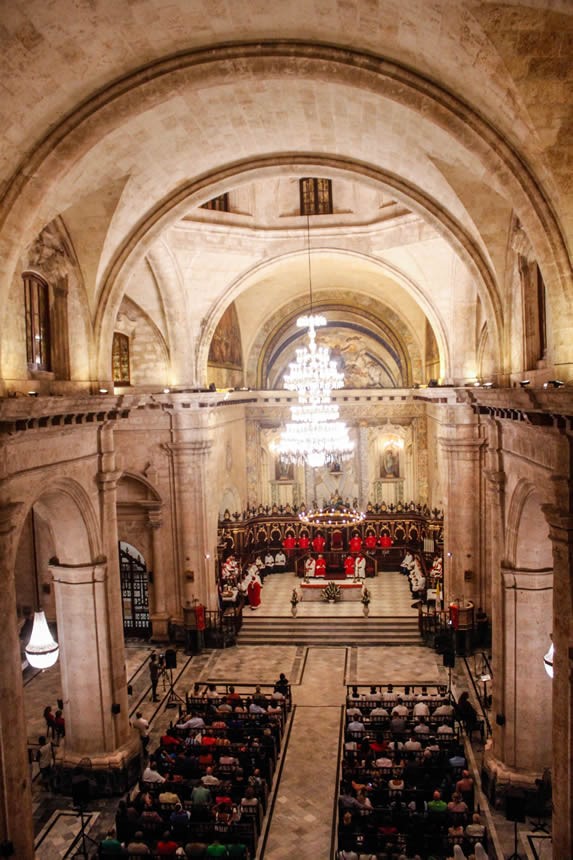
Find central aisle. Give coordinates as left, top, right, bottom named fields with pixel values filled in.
left=263, top=647, right=347, bottom=859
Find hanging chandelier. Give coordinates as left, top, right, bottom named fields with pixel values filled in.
left=277, top=221, right=354, bottom=469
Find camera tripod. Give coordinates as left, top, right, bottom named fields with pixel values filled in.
left=164, top=666, right=185, bottom=709
left=71, top=805, right=98, bottom=859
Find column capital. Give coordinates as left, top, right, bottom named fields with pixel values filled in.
left=50, top=561, right=107, bottom=585
left=501, top=565, right=553, bottom=591
left=97, top=469, right=122, bottom=489
left=147, top=510, right=163, bottom=530
left=163, top=439, right=213, bottom=459
left=438, top=436, right=485, bottom=458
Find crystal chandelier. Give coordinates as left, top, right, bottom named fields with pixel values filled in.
left=278, top=219, right=354, bottom=469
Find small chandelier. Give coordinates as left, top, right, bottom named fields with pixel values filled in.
left=299, top=500, right=365, bottom=528
left=25, top=610, right=59, bottom=669
left=278, top=219, right=354, bottom=468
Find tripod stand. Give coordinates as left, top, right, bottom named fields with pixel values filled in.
left=71, top=804, right=98, bottom=858
left=165, top=667, right=185, bottom=709
left=507, top=819, right=522, bottom=860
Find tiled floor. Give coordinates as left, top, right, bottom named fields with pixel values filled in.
left=24, top=571, right=551, bottom=859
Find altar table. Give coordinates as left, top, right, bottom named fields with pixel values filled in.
left=300, top=581, right=363, bottom=601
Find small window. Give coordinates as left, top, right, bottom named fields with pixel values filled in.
left=201, top=193, right=229, bottom=212
left=23, top=273, right=51, bottom=371
left=300, top=178, right=333, bottom=215
left=112, top=332, right=130, bottom=385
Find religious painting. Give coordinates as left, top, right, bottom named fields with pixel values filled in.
left=381, top=445, right=400, bottom=478
left=208, top=302, right=243, bottom=369
left=275, top=458, right=294, bottom=481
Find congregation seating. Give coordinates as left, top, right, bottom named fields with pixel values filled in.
left=339, top=684, right=488, bottom=859
left=100, top=683, right=290, bottom=858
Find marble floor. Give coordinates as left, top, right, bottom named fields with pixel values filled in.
left=24, top=571, right=551, bottom=859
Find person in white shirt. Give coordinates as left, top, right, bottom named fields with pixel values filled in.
left=434, top=702, right=454, bottom=716
left=304, top=556, right=316, bottom=578
left=176, top=713, right=205, bottom=730
left=370, top=706, right=389, bottom=717
left=132, top=711, right=150, bottom=751
left=413, top=700, right=430, bottom=717
left=354, top=554, right=366, bottom=579
left=391, top=698, right=409, bottom=717
left=142, top=761, right=165, bottom=784
left=274, top=549, right=287, bottom=571
left=437, top=723, right=454, bottom=735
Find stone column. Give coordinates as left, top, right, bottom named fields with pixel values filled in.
left=166, top=421, right=218, bottom=613
left=96, top=422, right=130, bottom=749
left=147, top=507, right=169, bottom=640
left=541, top=506, right=573, bottom=860
left=438, top=427, right=484, bottom=603
left=357, top=422, right=369, bottom=508
left=495, top=566, right=553, bottom=774
left=0, top=502, right=34, bottom=859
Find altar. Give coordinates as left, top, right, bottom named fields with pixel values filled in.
left=300, top=580, right=364, bottom=601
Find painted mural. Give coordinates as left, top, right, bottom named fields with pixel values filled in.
left=208, top=302, right=243, bottom=369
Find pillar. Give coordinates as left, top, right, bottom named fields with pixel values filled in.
left=51, top=561, right=137, bottom=761
left=166, top=414, right=218, bottom=613
left=0, top=502, right=34, bottom=859
left=439, top=425, right=484, bottom=602
left=499, top=566, right=553, bottom=772
left=541, top=506, right=573, bottom=859
left=147, top=507, right=170, bottom=640
left=96, top=422, right=130, bottom=749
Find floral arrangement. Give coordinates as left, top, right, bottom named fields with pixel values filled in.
left=321, top=581, right=342, bottom=602
left=361, top=587, right=371, bottom=606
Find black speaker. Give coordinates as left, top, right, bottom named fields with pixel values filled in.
left=443, top=649, right=456, bottom=668
left=71, top=776, right=91, bottom=808
left=164, top=648, right=177, bottom=669
left=506, top=788, right=526, bottom=822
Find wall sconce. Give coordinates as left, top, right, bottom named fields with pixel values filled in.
left=519, top=380, right=530, bottom=387
left=543, top=638, right=554, bottom=679
left=544, top=380, right=564, bottom=389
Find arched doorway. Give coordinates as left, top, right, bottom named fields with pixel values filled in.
left=119, top=541, right=151, bottom=639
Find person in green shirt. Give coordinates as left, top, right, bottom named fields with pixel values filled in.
left=206, top=839, right=228, bottom=857
left=99, top=828, right=123, bottom=854
left=427, top=789, right=448, bottom=813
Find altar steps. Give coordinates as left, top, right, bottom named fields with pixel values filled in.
left=236, top=615, right=421, bottom=646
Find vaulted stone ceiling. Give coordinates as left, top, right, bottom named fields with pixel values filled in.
left=0, top=1, right=571, bottom=388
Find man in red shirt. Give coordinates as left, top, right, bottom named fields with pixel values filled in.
left=349, top=532, right=362, bottom=553
left=344, top=555, right=355, bottom=578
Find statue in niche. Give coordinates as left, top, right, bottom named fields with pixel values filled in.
left=381, top=445, right=400, bottom=478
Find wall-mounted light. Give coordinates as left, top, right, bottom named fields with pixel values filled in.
left=98, top=388, right=108, bottom=394
left=544, top=380, right=564, bottom=389
left=482, top=381, right=494, bottom=388
left=27, top=391, right=38, bottom=397
left=543, top=639, right=554, bottom=679
left=519, top=380, right=530, bottom=388
left=163, top=388, right=171, bottom=394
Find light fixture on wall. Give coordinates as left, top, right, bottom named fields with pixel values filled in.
left=544, top=379, right=564, bottom=389
left=519, top=379, right=531, bottom=387
left=543, top=637, right=554, bottom=679
left=277, top=216, right=353, bottom=469
left=25, top=508, right=59, bottom=670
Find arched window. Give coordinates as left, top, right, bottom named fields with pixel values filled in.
left=112, top=332, right=130, bottom=385
left=23, top=273, right=51, bottom=371
left=299, top=177, right=333, bottom=215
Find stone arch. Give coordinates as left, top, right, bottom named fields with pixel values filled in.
left=505, top=479, right=553, bottom=571
left=204, top=248, right=451, bottom=388
left=1, top=44, right=570, bottom=382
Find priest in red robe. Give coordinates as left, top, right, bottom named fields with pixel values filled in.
left=344, top=554, right=356, bottom=578
left=315, top=554, right=327, bottom=577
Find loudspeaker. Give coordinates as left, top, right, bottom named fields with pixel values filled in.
left=164, top=648, right=177, bottom=669
left=111, top=703, right=121, bottom=715
left=442, top=649, right=456, bottom=668
left=71, top=776, right=91, bottom=808
left=506, top=788, right=526, bottom=822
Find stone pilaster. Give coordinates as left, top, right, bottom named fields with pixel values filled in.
left=165, top=421, right=218, bottom=612
left=438, top=427, right=485, bottom=603
left=357, top=422, right=369, bottom=508
left=96, top=422, right=130, bottom=749
left=540, top=505, right=573, bottom=860
left=147, top=507, right=169, bottom=640
left=0, top=502, right=34, bottom=859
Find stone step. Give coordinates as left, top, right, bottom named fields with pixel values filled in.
left=236, top=615, right=422, bottom=646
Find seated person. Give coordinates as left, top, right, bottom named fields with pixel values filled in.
left=99, top=829, right=123, bottom=855
left=465, top=812, right=486, bottom=838
left=274, top=549, right=287, bottom=571
left=126, top=832, right=151, bottom=855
